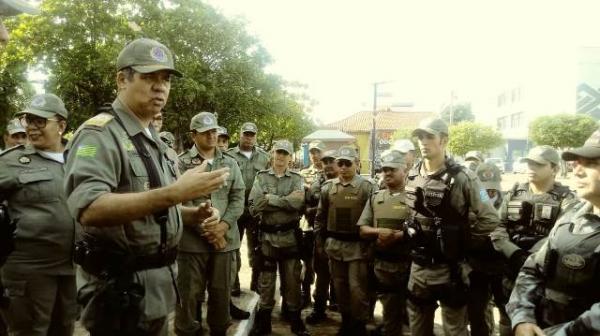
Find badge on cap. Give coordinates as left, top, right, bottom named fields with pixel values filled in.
left=203, top=116, right=213, bottom=125
left=18, top=156, right=31, bottom=164
left=383, top=155, right=393, bottom=162
left=150, top=46, right=167, bottom=62
left=31, top=96, right=46, bottom=107
left=562, top=254, right=586, bottom=270
left=482, top=170, right=493, bottom=179
left=341, top=148, right=351, bottom=156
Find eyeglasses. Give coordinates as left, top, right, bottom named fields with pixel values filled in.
left=19, top=115, right=59, bottom=129
left=275, top=149, right=290, bottom=155
left=336, top=160, right=353, bottom=167
left=321, top=157, right=335, bottom=165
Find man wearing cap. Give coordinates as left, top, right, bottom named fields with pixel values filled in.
left=506, top=133, right=600, bottom=336
left=465, top=150, right=484, bottom=172
left=0, top=0, right=39, bottom=46
left=159, top=131, right=175, bottom=149
left=64, top=38, right=229, bottom=335
left=248, top=140, right=309, bottom=336
left=217, top=126, right=230, bottom=152
left=314, top=145, right=376, bottom=335
left=227, top=122, right=270, bottom=293
left=0, top=93, right=77, bottom=335
left=392, top=139, right=417, bottom=169
left=305, top=149, right=339, bottom=324
left=175, top=112, right=246, bottom=336
left=2, top=118, right=26, bottom=151
left=404, top=117, right=499, bottom=335
left=491, top=146, right=576, bottom=315
left=358, top=150, right=411, bottom=336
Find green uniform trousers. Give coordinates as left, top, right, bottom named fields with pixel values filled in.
left=329, top=259, right=370, bottom=322
left=0, top=271, right=76, bottom=336
left=375, top=263, right=409, bottom=335
left=312, top=240, right=331, bottom=308
left=175, top=251, right=234, bottom=336
left=258, top=256, right=302, bottom=311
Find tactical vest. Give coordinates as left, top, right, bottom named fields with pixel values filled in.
left=372, top=190, right=410, bottom=260
left=539, top=218, right=600, bottom=326
left=506, top=182, right=570, bottom=250
left=326, top=180, right=367, bottom=236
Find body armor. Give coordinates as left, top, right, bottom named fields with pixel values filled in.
left=538, top=219, right=600, bottom=326
left=326, top=178, right=369, bottom=236
left=372, top=190, right=410, bottom=260
left=506, top=182, right=570, bottom=251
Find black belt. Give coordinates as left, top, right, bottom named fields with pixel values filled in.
left=259, top=221, right=298, bottom=234
left=326, top=231, right=362, bottom=242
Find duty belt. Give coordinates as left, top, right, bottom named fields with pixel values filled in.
left=259, top=221, right=298, bottom=234
left=326, top=231, right=362, bottom=242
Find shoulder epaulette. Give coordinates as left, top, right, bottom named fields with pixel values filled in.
left=82, top=113, right=115, bottom=130
left=0, top=144, right=25, bottom=157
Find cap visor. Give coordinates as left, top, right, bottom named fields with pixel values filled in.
left=132, top=64, right=183, bottom=77
left=7, top=129, right=25, bottom=135
left=192, top=126, right=219, bottom=133
left=242, top=129, right=257, bottom=134
left=273, top=148, right=291, bottom=154
left=337, top=156, right=355, bottom=161
left=381, top=163, right=405, bottom=169
left=16, top=108, right=56, bottom=119
left=522, top=157, right=549, bottom=165
left=562, top=147, right=600, bottom=161
left=3, top=0, right=40, bottom=16
left=481, top=181, right=501, bottom=190
left=412, top=128, right=438, bottom=137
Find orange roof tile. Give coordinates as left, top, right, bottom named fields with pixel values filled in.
left=325, top=110, right=437, bottom=133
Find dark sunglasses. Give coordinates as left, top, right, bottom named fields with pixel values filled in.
left=336, top=160, right=353, bottom=167
left=321, top=157, right=335, bottom=165
left=19, top=115, right=59, bottom=129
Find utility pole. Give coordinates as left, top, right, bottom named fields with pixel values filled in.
left=371, top=81, right=392, bottom=178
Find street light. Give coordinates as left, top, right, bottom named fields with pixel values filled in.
left=371, top=81, right=393, bottom=178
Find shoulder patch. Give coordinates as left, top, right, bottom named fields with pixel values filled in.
left=83, top=113, right=114, bottom=129
left=0, top=144, right=25, bottom=157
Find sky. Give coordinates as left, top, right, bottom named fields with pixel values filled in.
left=204, top=0, right=600, bottom=124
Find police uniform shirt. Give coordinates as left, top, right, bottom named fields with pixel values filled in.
left=227, top=145, right=270, bottom=200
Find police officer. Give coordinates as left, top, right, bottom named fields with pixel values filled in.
left=159, top=131, right=175, bottom=149
left=405, top=118, right=499, bottom=336
left=65, top=38, right=229, bottom=335
left=175, top=112, right=246, bottom=336
left=305, top=149, right=339, bottom=324
left=507, top=130, right=600, bottom=335
left=2, top=119, right=26, bottom=151
left=217, top=126, right=230, bottom=152
left=358, top=150, right=411, bottom=336
left=248, top=140, right=310, bottom=336
left=491, top=146, right=576, bottom=303
left=299, top=140, right=326, bottom=307
left=0, top=0, right=38, bottom=46
left=314, top=145, right=375, bottom=335
left=0, top=93, right=77, bottom=335
left=227, top=122, right=270, bottom=293
left=465, top=150, right=484, bottom=172
left=392, top=139, right=417, bottom=170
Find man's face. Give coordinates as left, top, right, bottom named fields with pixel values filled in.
left=240, top=131, right=256, bottom=149
left=151, top=112, right=163, bottom=132
left=191, top=128, right=217, bottom=151
left=217, top=135, right=229, bottom=151
left=573, top=158, right=600, bottom=201
left=382, top=166, right=406, bottom=189
left=20, top=114, right=65, bottom=151
left=272, top=149, right=291, bottom=168
left=405, top=151, right=416, bottom=169
left=309, top=148, right=322, bottom=166
left=321, top=156, right=339, bottom=179
left=336, top=158, right=357, bottom=180
left=119, top=70, right=171, bottom=120
left=416, top=132, right=445, bottom=160
left=526, top=160, right=555, bottom=185
left=4, top=131, right=26, bottom=148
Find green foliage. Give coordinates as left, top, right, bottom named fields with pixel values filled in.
left=447, top=121, right=504, bottom=156
left=529, top=114, right=598, bottom=149
left=0, top=0, right=314, bottom=146
left=441, top=102, right=474, bottom=124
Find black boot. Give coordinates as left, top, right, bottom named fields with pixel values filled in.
left=281, top=300, right=291, bottom=321
left=305, top=303, right=326, bottom=325
left=301, top=287, right=312, bottom=309
left=250, top=309, right=272, bottom=336
left=250, top=269, right=259, bottom=292
left=353, top=320, right=368, bottom=336
left=290, top=311, right=311, bottom=336
left=336, top=313, right=351, bottom=336
left=230, top=301, right=250, bottom=320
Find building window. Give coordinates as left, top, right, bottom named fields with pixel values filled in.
left=497, top=116, right=507, bottom=130
left=510, top=112, right=523, bottom=128
left=497, top=93, right=506, bottom=107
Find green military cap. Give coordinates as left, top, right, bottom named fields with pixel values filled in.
left=321, top=149, right=337, bottom=161
left=241, top=122, right=258, bottom=134
left=392, top=139, right=415, bottom=153
left=0, top=0, right=39, bottom=16
left=465, top=150, right=484, bottom=162
left=16, top=93, right=68, bottom=119
left=381, top=150, right=406, bottom=169
left=117, top=38, right=183, bottom=77
left=217, top=126, right=229, bottom=138
left=190, top=112, right=219, bottom=133
left=159, top=131, right=175, bottom=146
left=273, top=139, right=293, bottom=154
left=522, top=145, right=560, bottom=165
left=563, top=129, right=600, bottom=161
left=6, top=118, right=25, bottom=134
left=476, top=162, right=502, bottom=191
left=309, top=140, right=326, bottom=152
left=412, top=117, right=449, bottom=137
left=337, top=146, right=358, bottom=161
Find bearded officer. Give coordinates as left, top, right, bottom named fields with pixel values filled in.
left=404, top=117, right=499, bottom=336
left=507, top=130, right=600, bottom=336
left=358, top=150, right=411, bottom=336
left=314, top=145, right=376, bottom=335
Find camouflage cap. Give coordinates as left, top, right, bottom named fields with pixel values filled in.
left=465, top=150, right=484, bottom=162
left=117, top=38, right=182, bottom=77
left=522, top=145, right=560, bottom=165
left=308, top=140, right=326, bottom=152
left=241, top=122, right=258, bottom=134
left=337, top=146, right=358, bottom=161
left=0, top=0, right=39, bottom=16
left=476, top=162, right=502, bottom=191
left=217, top=126, right=229, bottom=138
left=273, top=139, right=293, bottom=154
left=6, top=118, right=25, bottom=134
left=159, top=131, right=175, bottom=145
left=562, top=129, right=600, bottom=161
left=16, top=93, right=68, bottom=119
left=412, top=117, right=448, bottom=137
left=381, top=150, right=406, bottom=169
left=392, top=139, right=415, bottom=153
left=321, top=149, right=337, bottom=161
left=190, top=112, right=219, bottom=133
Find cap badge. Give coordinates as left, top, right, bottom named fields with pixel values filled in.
left=482, top=171, right=493, bottom=179
left=203, top=116, right=213, bottom=125
left=18, top=156, right=31, bottom=164
left=341, top=149, right=350, bottom=156
left=383, top=155, right=393, bottom=162
left=150, top=46, right=167, bottom=62
left=31, top=96, right=46, bottom=107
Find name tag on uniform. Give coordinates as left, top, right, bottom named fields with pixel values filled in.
left=344, top=196, right=358, bottom=200
left=541, top=205, right=553, bottom=219
left=393, top=205, right=405, bottom=210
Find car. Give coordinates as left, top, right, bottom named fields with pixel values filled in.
left=512, top=157, right=528, bottom=174
left=484, top=157, right=505, bottom=173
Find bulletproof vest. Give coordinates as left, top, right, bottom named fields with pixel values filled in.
left=326, top=179, right=368, bottom=234
left=372, top=190, right=410, bottom=258
left=506, top=182, right=570, bottom=249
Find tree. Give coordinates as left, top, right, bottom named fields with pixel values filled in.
left=447, top=121, right=504, bottom=156
left=441, top=102, right=474, bottom=124
left=529, top=114, right=598, bottom=149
